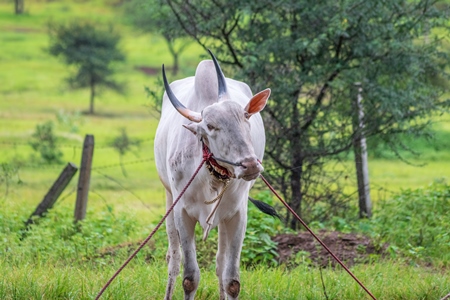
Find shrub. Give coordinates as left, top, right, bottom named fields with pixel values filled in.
left=29, top=121, right=63, bottom=164
left=0, top=205, right=139, bottom=264
left=108, top=128, right=142, bottom=177
left=56, top=109, right=84, bottom=133
left=371, top=181, right=450, bottom=266
left=241, top=191, right=283, bottom=267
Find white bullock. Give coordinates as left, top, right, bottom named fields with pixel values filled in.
left=154, top=50, right=270, bottom=300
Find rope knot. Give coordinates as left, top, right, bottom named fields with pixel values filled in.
left=202, top=143, right=213, bottom=160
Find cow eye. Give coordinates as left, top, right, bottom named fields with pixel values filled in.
left=207, top=124, right=215, bottom=131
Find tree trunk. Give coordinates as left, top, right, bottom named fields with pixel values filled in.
left=353, top=83, right=372, bottom=218
left=172, top=52, right=179, bottom=76
left=289, top=159, right=303, bottom=230
left=164, top=36, right=179, bottom=76
left=89, top=79, right=95, bottom=114
left=15, top=0, right=24, bottom=14
left=288, top=91, right=303, bottom=230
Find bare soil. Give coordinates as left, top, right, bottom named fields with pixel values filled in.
left=273, top=230, right=387, bottom=268
left=95, top=230, right=387, bottom=269
left=135, top=66, right=175, bottom=76
left=135, top=66, right=159, bottom=76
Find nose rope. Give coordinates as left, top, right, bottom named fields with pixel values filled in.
left=202, top=141, right=255, bottom=167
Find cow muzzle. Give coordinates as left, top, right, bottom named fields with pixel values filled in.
left=236, top=157, right=264, bottom=181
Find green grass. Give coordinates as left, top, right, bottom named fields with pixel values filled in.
left=0, top=0, right=202, bottom=220
left=1, top=0, right=450, bottom=299
left=0, top=260, right=448, bottom=299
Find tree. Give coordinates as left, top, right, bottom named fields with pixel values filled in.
left=163, top=0, right=450, bottom=228
left=48, top=21, right=126, bottom=114
left=122, top=0, right=191, bottom=75
left=15, top=0, right=24, bottom=14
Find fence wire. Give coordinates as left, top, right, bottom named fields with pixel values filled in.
left=0, top=138, right=152, bottom=149
left=1, top=138, right=158, bottom=216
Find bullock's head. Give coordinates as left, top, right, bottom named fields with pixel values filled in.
left=162, top=50, right=270, bottom=181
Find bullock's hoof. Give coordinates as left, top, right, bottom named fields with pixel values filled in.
left=226, top=280, right=240, bottom=298
left=183, top=276, right=196, bottom=293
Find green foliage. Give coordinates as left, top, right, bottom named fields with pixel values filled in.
left=1, top=0, right=450, bottom=297
left=309, top=181, right=450, bottom=267
left=122, top=0, right=190, bottom=75
left=122, top=0, right=183, bottom=41
left=165, top=0, right=450, bottom=227
left=144, top=78, right=164, bottom=114
left=108, top=127, right=142, bottom=177
left=0, top=205, right=139, bottom=264
left=29, top=121, right=63, bottom=164
left=367, top=126, right=450, bottom=161
left=48, top=21, right=126, bottom=114
left=0, top=162, right=21, bottom=198
left=371, top=181, right=450, bottom=266
left=109, top=127, right=141, bottom=157
left=1, top=259, right=449, bottom=300
left=55, top=109, right=84, bottom=133
left=241, top=191, right=282, bottom=267
left=27, top=192, right=282, bottom=271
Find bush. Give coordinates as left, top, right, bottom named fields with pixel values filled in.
left=29, top=121, right=63, bottom=164
left=241, top=191, right=283, bottom=267
left=371, top=181, right=450, bottom=266
left=0, top=192, right=283, bottom=269
left=0, top=205, right=139, bottom=264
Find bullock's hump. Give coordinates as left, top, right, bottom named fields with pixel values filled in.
left=194, top=60, right=219, bottom=103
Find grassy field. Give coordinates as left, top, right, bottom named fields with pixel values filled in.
left=1, top=261, right=449, bottom=299
left=1, top=0, right=450, bottom=299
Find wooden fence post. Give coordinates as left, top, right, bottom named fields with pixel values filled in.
left=353, top=83, right=372, bottom=218
left=74, top=134, right=94, bottom=222
left=25, top=162, right=78, bottom=227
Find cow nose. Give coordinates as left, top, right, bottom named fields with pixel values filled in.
left=238, top=157, right=263, bottom=180
left=240, top=158, right=255, bottom=170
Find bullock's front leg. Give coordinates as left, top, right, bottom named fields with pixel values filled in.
left=217, top=210, right=247, bottom=300
left=216, top=224, right=227, bottom=300
left=177, top=209, right=200, bottom=300
left=164, top=191, right=181, bottom=300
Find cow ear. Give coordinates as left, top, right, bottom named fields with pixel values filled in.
left=244, top=88, right=270, bottom=118
left=183, top=123, right=198, bottom=135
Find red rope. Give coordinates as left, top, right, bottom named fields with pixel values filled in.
left=96, top=151, right=376, bottom=299
left=259, top=174, right=377, bottom=300
left=95, top=153, right=210, bottom=299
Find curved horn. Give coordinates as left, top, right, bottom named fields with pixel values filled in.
left=208, top=49, right=229, bottom=100
left=162, top=64, right=202, bottom=123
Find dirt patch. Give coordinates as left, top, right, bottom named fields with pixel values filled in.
left=93, top=230, right=387, bottom=269
left=3, top=26, right=41, bottom=33
left=92, top=241, right=155, bottom=263
left=135, top=66, right=159, bottom=76
left=273, top=230, right=387, bottom=268
left=135, top=65, right=176, bottom=76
